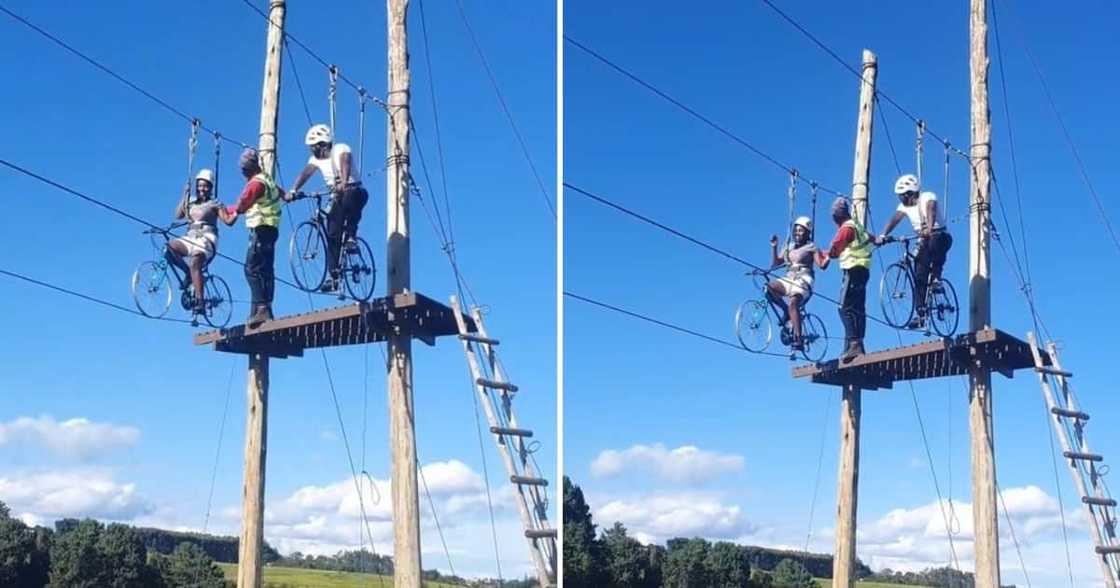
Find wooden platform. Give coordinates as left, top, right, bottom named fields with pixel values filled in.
left=792, top=328, right=1050, bottom=390
left=194, top=292, right=473, bottom=357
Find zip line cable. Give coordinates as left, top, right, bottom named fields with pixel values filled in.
left=756, top=0, right=963, bottom=154
left=0, top=158, right=314, bottom=297
left=995, top=0, right=1120, bottom=257
left=0, top=267, right=192, bottom=325
left=989, top=0, right=1033, bottom=294
left=566, top=181, right=902, bottom=333
left=455, top=0, right=555, bottom=220
left=0, top=4, right=251, bottom=150
left=417, top=0, right=457, bottom=248
left=565, top=35, right=844, bottom=197
left=285, top=37, right=316, bottom=126
left=565, top=291, right=754, bottom=353
left=237, top=0, right=367, bottom=95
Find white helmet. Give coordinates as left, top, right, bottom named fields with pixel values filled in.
left=305, top=124, right=333, bottom=146
left=793, top=216, right=812, bottom=232
left=195, top=169, right=215, bottom=186
left=894, top=174, right=920, bottom=196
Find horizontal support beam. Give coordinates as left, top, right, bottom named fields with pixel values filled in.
left=792, top=329, right=1048, bottom=390
left=194, top=292, right=474, bottom=356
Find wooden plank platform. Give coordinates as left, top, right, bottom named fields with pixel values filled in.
left=792, top=328, right=1049, bottom=390
left=194, top=292, right=473, bottom=357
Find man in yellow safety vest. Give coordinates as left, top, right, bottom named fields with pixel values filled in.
left=816, top=197, right=872, bottom=363
left=227, top=147, right=285, bottom=328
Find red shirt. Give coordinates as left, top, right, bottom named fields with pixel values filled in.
left=227, top=179, right=268, bottom=216
left=827, top=225, right=857, bottom=258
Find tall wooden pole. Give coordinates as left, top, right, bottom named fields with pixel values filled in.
left=238, top=3, right=284, bottom=587
left=238, top=357, right=269, bottom=588
left=833, top=49, right=877, bottom=588
left=386, top=1, right=421, bottom=586
left=969, top=0, right=999, bottom=585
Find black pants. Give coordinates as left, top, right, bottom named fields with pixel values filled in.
left=839, top=266, right=869, bottom=343
left=914, top=232, right=953, bottom=312
left=326, top=185, right=369, bottom=276
left=245, top=225, right=278, bottom=306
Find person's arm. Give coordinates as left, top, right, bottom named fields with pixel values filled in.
left=878, top=210, right=906, bottom=243
left=923, top=198, right=938, bottom=237
left=218, top=205, right=238, bottom=226
left=286, top=164, right=318, bottom=202
left=228, top=180, right=266, bottom=215
left=816, top=249, right=831, bottom=270
left=769, top=235, right=782, bottom=268
left=335, top=151, right=352, bottom=194
left=174, top=184, right=189, bottom=219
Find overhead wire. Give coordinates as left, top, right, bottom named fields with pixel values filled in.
left=995, top=0, right=1120, bottom=257
left=0, top=267, right=193, bottom=325
left=565, top=181, right=903, bottom=333
left=0, top=4, right=251, bottom=150
left=455, top=0, right=555, bottom=220
left=565, top=35, right=844, bottom=197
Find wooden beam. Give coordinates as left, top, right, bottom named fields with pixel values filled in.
left=237, top=353, right=269, bottom=588
left=386, top=1, right=421, bottom=586
left=834, top=48, right=877, bottom=588
left=969, top=1, right=999, bottom=585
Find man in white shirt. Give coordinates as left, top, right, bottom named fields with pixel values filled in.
left=287, top=124, right=370, bottom=292
left=875, top=173, right=954, bottom=328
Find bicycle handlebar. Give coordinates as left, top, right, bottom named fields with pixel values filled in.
left=143, top=221, right=189, bottom=236
left=289, top=190, right=332, bottom=202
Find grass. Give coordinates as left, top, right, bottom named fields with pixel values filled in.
left=217, top=563, right=460, bottom=588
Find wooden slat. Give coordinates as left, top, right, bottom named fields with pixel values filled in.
left=193, top=292, right=473, bottom=356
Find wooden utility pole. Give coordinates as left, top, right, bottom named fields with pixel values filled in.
left=969, top=0, right=999, bottom=585
left=833, top=49, right=877, bottom=588
left=386, top=1, right=421, bottom=587
left=238, top=2, right=284, bottom=587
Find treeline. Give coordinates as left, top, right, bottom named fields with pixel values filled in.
left=57, top=519, right=282, bottom=565
left=865, top=567, right=1016, bottom=588
left=563, top=476, right=841, bottom=587
left=0, top=502, right=227, bottom=587
left=563, top=476, right=1009, bottom=588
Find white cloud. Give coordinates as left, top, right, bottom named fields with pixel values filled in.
left=856, top=485, right=1090, bottom=582
left=0, top=415, right=139, bottom=460
left=590, top=444, right=745, bottom=484
left=593, top=492, right=755, bottom=543
left=232, top=460, right=532, bottom=578
left=0, top=469, right=153, bottom=522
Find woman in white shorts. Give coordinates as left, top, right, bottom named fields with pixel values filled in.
left=166, top=169, right=237, bottom=312
left=767, top=216, right=817, bottom=351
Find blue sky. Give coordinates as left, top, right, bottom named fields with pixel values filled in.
left=564, top=1, right=1119, bottom=586
left=0, top=0, right=554, bottom=580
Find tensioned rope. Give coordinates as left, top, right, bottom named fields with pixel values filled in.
left=565, top=181, right=902, bottom=333
left=0, top=267, right=193, bottom=325
left=455, top=0, right=555, bottom=220
left=565, top=35, right=844, bottom=197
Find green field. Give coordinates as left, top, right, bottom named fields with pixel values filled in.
left=814, top=580, right=931, bottom=588
left=217, top=563, right=459, bottom=588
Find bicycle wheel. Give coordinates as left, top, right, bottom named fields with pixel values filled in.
left=734, top=299, right=772, bottom=352
left=800, top=313, right=829, bottom=363
left=880, top=262, right=915, bottom=329
left=201, top=275, right=234, bottom=328
left=131, top=261, right=172, bottom=318
left=289, top=221, right=328, bottom=292
left=928, top=278, right=960, bottom=337
left=341, top=237, right=378, bottom=301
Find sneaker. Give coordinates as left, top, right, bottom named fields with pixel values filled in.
left=790, top=340, right=805, bottom=353
left=343, top=238, right=359, bottom=254
left=840, top=340, right=864, bottom=364
left=319, top=278, right=340, bottom=293
left=247, top=304, right=272, bottom=329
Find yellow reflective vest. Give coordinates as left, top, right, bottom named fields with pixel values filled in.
left=839, top=219, right=872, bottom=270
left=245, top=173, right=281, bottom=229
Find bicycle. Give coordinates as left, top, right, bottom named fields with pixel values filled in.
left=735, top=268, right=829, bottom=362
left=877, top=234, right=959, bottom=337
left=130, top=223, right=233, bottom=327
left=288, top=190, right=377, bottom=301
